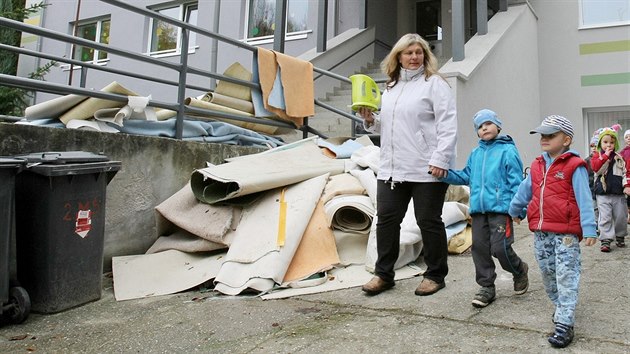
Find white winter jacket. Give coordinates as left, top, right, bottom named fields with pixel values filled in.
left=365, top=68, right=457, bottom=182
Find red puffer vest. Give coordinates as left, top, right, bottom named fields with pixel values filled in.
left=527, top=152, right=585, bottom=239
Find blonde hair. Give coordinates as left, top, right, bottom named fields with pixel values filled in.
left=380, top=33, right=442, bottom=87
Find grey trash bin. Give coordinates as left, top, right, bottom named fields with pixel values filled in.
left=14, top=151, right=120, bottom=314
left=0, top=158, right=30, bottom=325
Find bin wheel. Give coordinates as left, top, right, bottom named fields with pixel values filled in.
left=7, top=287, right=30, bottom=324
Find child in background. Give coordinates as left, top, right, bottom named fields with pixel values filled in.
left=510, top=115, right=597, bottom=349
left=618, top=129, right=630, bottom=224
left=441, top=109, right=528, bottom=308
left=590, top=124, right=630, bottom=251
left=585, top=131, right=602, bottom=227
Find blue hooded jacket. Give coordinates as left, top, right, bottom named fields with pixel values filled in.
left=442, top=135, right=523, bottom=214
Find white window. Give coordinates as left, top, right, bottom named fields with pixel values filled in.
left=246, top=0, right=310, bottom=43
left=73, top=17, right=110, bottom=63
left=148, top=2, right=198, bottom=56
left=580, top=0, right=630, bottom=28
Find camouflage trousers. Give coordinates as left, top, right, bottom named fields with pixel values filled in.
left=533, top=231, right=581, bottom=327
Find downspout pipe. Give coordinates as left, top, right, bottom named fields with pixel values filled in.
left=209, top=0, right=220, bottom=90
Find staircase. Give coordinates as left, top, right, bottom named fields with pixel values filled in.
left=278, top=61, right=388, bottom=143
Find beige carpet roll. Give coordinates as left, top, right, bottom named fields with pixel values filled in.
left=185, top=97, right=280, bottom=135
left=59, top=81, right=138, bottom=124
left=202, top=92, right=255, bottom=115
left=215, top=62, right=252, bottom=102
left=24, top=94, right=88, bottom=120
left=155, top=182, right=236, bottom=244
left=155, top=108, right=177, bottom=121
left=213, top=174, right=329, bottom=295
left=191, top=140, right=346, bottom=204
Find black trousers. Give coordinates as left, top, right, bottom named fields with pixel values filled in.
left=374, top=180, right=449, bottom=283
left=471, top=213, right=525, bottom=287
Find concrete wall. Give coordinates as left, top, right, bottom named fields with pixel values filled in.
left=441, top=5, right=541, bottom=167
left=0, top=123, right=263, bottom=270
left=531, top=0, right=630, bottom=152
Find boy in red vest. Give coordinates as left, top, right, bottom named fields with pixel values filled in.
left=509, top=115, right=597, bottom=348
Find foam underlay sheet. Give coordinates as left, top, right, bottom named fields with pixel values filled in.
left=111, top=249, right=225, bottom=301
left=261, top=264, right=423, bottom=300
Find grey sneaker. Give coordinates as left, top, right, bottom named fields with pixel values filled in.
left=514, top=262, right=529, bottom=295
left=471, top=286, right=496, bottom=308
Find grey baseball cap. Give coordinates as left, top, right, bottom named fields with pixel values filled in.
left=530, top=115, right=574, bottom=138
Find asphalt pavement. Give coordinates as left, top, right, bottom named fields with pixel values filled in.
left=1, top=222, right=629, bottom=353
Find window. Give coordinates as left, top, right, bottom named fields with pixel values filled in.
left=73, top=18, right=110, bottom=63
left=580, top=0, right=630, bottom=28
left=148, top=2, right=198, bottom=56
left=415, top=0, right=441, bottom=41
left=246, top=0, right=309, bottom=41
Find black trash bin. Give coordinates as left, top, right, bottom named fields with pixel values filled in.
left=14, top=152, right=121, bottom=314
left=0, top=158, right=30, bottom=324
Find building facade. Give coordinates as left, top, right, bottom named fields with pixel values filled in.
left=15, top=0, right=630, bottom=165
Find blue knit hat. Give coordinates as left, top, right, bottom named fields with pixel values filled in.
left=473, top=109, right=502, bottom=131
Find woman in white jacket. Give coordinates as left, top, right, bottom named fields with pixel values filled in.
left=358, top=33, right=458, bottom=296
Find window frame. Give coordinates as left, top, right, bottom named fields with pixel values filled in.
left=147, top=1, right=199, bottom=58
left=585, top=106, right=630, bottom=150
left=72, top=16, right=111, bottom=65
left=243, top=0, right=312, bottom=45
left=578, top=0, right=630, bottom=29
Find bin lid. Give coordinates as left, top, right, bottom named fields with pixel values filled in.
left=14, top=152, right=120, bottom=177
left=22, top=160, right=122, bottom=177
left=14, top=151, right=110, bottom=165
left=0, top=157, right=26, bottom=169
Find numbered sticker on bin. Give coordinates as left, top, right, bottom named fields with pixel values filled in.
left=75, top=210, right=92, bottom=238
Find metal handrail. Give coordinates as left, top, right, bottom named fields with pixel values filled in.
left=0, top=73, right=298, bottom=130
left=0, top=43, right=209, bottom=93
left=0, top=0, right=369, bottom=141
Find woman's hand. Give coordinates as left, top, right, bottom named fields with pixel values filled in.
left=429, top=165, right=447, bottom=178
left=357, top=107, right=374, bottom=125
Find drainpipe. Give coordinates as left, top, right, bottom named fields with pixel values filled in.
left=499, top=0, right=508, bottom=12
left=452, top=0, right=465, bottom=61
left=68, top=0, right=81, bottom=85
left=209, top=0, right=221, bottom=90
left=477, top=0, right=488, bottom=35
left=273, top=0, right=287, bottom=53
left=316, top=0, right=328, bottom=53
left=175, top=29, right=189, bottom=139
left=359, top=0, right=366, bottom=29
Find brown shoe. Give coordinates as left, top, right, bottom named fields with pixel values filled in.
left=414, top=278, right=445, bottom=296
left=362, top=276, right=394, bottom=295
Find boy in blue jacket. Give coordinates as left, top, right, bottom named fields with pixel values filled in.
left=442, top=109, right=528, bottom=308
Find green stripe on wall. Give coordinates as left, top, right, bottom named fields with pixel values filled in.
left=580, top=40, right=630, bottom=55
left=581, top=72, right=630, bottom=86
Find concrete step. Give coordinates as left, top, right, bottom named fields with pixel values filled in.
left=334, top=83, right=387, bottom=95
left=323, top=94, right=353, bottom=104
left=286, top=59, right=384, bottom=143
